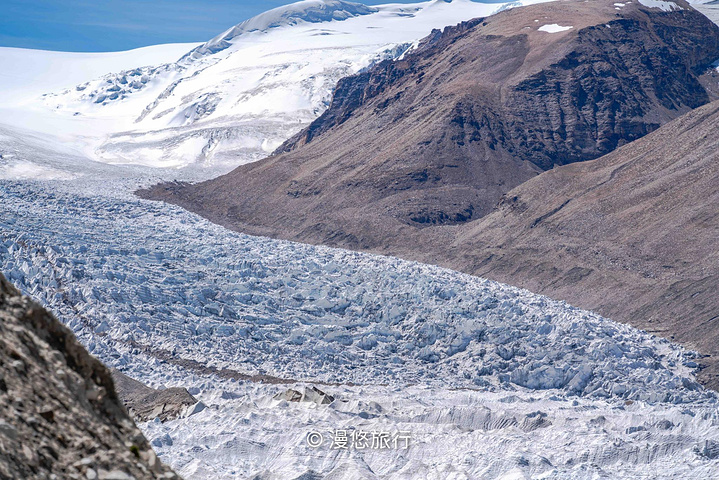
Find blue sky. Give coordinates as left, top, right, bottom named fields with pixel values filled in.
left=0, top=0, right=433, bottom=52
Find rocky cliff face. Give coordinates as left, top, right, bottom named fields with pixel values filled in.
left=141, top=0, right=719, bottom=250
left=0, top=273, right=177, bottom=480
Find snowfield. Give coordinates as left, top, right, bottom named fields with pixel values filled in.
left=0, top=0, right=552, bottom=178
left=0, top=42, right=200, bottom=105
left=2, top=178, right=719, bottom=479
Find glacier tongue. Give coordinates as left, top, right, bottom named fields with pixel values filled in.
left=0, top=177, right=712, bottom=404
left=1, top=176, right=719, bottom=478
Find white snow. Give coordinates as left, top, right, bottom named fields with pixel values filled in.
left=0, top=43, right=199, bottom=106
left=0, top=0, right=552, bottom=177
left=0, top=159, right=75, bottom=181
left=538, top=23, right=574, bottom=33
left=192, top=0, right=379, bottom=57
left=638, top=0, right=682, bottom=11
left=140, top=380, right=719, bottom=480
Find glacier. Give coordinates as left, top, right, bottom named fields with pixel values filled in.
left=2, top=177, right=719, bottom=479
left=3, top=0, right=719, bottom=478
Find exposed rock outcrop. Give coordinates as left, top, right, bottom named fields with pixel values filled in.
left=111, top=370, right=198, bottom=423
left=274, top=386, right=335, bottom=405
left=0, top=273, right=178, bottom=479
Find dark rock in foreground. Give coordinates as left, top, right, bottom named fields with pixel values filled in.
left=0, top=273, right=178, bottom=480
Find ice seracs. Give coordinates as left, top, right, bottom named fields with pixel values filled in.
left=0, top=179, right=714, bottom=403
left=3, top=176, right=719, bottom=478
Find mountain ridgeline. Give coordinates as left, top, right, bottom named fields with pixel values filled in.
left=185, top=0, right=378, bottom=59
left=278, top=2, right=718, bottom=170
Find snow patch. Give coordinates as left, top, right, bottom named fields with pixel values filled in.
left=638, top=0, right=682, bottom=11
left=538, top=23, right=573, bottom=33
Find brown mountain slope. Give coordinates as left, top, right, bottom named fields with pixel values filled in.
left=443, top=98, right=719, bottom=388
left=141, top=0, right=719, bottom=253
left=0, top=273, right=178, bottom=479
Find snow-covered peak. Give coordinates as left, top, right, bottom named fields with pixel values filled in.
left=4, top=0, right=560, bottom=177
left=188, top=0, right=378, bottom=59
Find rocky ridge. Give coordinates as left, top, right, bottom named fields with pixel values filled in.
left=111, top=370, right=199, bottom=423
left=0, top=272, right=177, bottom=480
